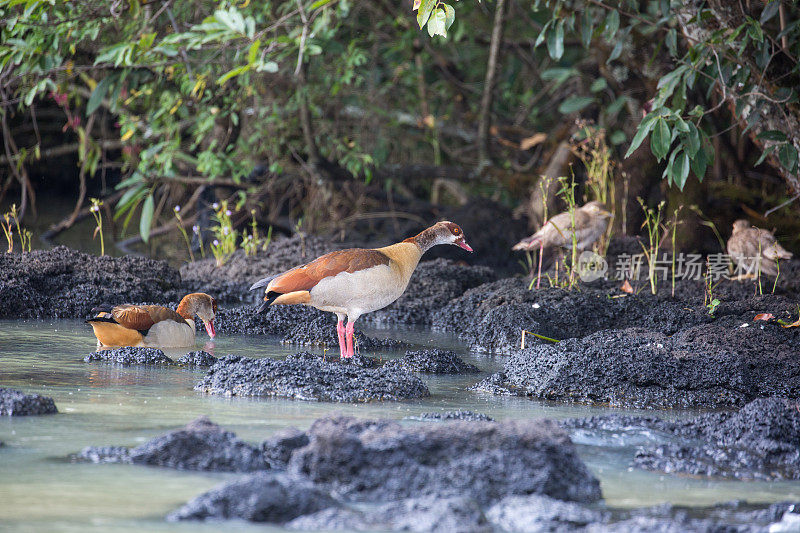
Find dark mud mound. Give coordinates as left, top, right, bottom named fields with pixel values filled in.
left=630, top=398, right=800, bottom=480
left=474, top=323, right=800, bottom=408
left=77, top=416, right=267, bottom=472
left=85, top=347, right=174, bottom=365
left=168, top=472, right=336, bottom=523
left=176, top=351, right=218, bottom=367
left=383, top=349, right=480, bottom=374
left=286, top=495, right=490, bottom=532
left=196, top=353, right=430, bottom=402
left=261, top=428, right=310, bottom=468
left=179, top=235, right=347, bottom=303
left=281, top=316, right=408, bottom=352
left=486, top=494, right=606, bottom=532
left=0, top=388, right=57, bottom=416
left=0, top=246, right=181, bottom=319
left=409, top=411, right=494, bottom=422
left=366, top=259, right=497, bottom=325
left=210, top=304, right=325, bottom=336
left=289, top=415, right=601, bottom=504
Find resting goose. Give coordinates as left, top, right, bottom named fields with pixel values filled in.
left=87, top=293, right=217, bottom=348
left=727, top=219, right=792, bottom=278
left=250, top=221, right=472, bottom=358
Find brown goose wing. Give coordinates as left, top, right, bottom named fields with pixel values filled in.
left=111, top=304, right=185, bottom=332
left=266, top=248, right=391, bottom=295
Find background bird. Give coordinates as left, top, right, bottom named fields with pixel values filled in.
left=727, top=219, right=792, bottom=278
left=512, top=201, right=612, bottom=287
left=87, top=292, right=217, bottom=348
left=250, top=221, right=472, bottom=358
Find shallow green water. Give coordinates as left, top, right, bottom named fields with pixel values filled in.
left=2, top=320, right=800, bottom=532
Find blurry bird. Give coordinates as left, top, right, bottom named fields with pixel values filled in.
left=513, top=201, right=612, bottom=288
left=727, top=219, right=792, bottom=279
left=249, top=221, right=472, bottom=358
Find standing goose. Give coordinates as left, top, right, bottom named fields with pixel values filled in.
left=87, top=293, right=217, bottom=348
left=250, top=221, right=472, bottom=358
left=727, top=219, right=792, bottom=278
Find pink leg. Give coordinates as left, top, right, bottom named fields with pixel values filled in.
left=336, top=320, right=346, bottom=358
left=536, top=241, right=544, bottom=289
left=345, top=321, right=355, bottom=358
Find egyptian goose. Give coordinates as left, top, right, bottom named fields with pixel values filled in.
left=250, top=221, right=472, bottom=358
left=727, top=219, right=792, bottom=278
left=86, top=293, right=218, bottom=348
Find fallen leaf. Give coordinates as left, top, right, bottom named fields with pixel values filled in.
left=754, top=313, right=774, bottom=321
left=520, top=133, right=547, bottom=151
left=620, top=280, right=634, bottom=294
left=782, top=317, right=800, bottom=329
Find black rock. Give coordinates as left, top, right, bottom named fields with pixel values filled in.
left=410, top=411, right=495, bottom=422
left=167, top=472, right=336, bottom=523
left=281, top=316, right=408, bottom=352
left=85, top=347, right=174, bottom=365
left=486, top=494, right=606, bottom=532
left=0, top=388, right=57, bottom=416
left=261, top=428, right=310, bottom=468
left=383, top=349, right=480, bottom=374
left=473, top=324, right=800, bottom=408
left=176, top=351, right=218, bottom=367
left=196, top=353, right=430, bottom=402
left=286, top=495, right=491, bottom=532
left=0, top=246, right=181, bottom=319
left=77, top=416, right=268, bottom=472
left=209, top=304, right=325, bottom=336
left=289, top=415, right=601, bottom=504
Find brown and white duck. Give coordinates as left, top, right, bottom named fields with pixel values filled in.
left=250, top=221, right=472, bottom=358
left=86, top=293, right=218, bottom=348
left=512, top=201, right=612, bottom=252
left=727, top=219, right=792, bottom=278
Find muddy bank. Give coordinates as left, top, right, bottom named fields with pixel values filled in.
left=0, top=246, right=181, bottom=319
left=196, top=353, right=430, bottom=402
left=85, top=347, right=174, bottom=365
left=383, top=349, right=481, bottom=374
left=566, top=397, right=800, bottom=481
left=407, top=410, right=494, bottom=421
left=77, top=416, right=267, bottom=472
left=0, top=387, right=57, bottom=416
left=475, top=322, right=800, bottom=409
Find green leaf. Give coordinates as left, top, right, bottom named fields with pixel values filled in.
left=609, top=130, right=626, bottom=145
left=217, top=65, right=249, bottom=85
left=558, top=96, right=594, bottom=114
left=778, top=143, right=798, bottom=172
left=625, top=115, right=658, bottom=158
left=757, top=130, right=787, bottom=142
left=87, top=76, right=112, bottom=116
left=673, top=150, right=690, bottom=190
left=754, top=144, right=777, bottom=166
left=690, top=145, right=708, bottom=180
left=540, top=67, right=577, bottom=82
left=590, top=78, right=607, bottom=93
left=683, top=123, right=701, bottom=157
left=606, top=38, right=623, bottom=64
left=248, top=39, right=261, bottom=64
left=139, top=193, right=154, bottom=243
left=603, top=9, right=619, bottom=41
left=417, top=0, right=435, bottom=29
left=443, top=3, right=455, bottom=30
left=651, top=118, right=671, bottom=160
left=547, top=19, right=564, bottom=60
left=580, top=8, right=593, bottom=48
left=310, top=0, right=332, bottom=9
left=256, top=61, right=279, bottom=73
left=427, top=8, right=447, bottom=37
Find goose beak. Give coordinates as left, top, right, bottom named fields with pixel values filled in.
left=457, top=239, right=473, bottom=252
left=204, top=319, right=216, bottom=339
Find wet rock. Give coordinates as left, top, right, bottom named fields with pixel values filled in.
left=486, top=494, right=606, bottom=532
left=0, top=388, right=57, bottom=416
left=0, top=246, right=181, bottom=319
left=196, top=353, right=430, bottom=402
left=281, top=316, right=408, bottom=352
left=634, top=398, right=800, bottom=480
left=367, top=259, right=497, bottom=325
left=383, top=349, right=480, bottom=374
left=474, top=323, right=800, bottom=408
left=261, top=428, right=310, bottom=468
left=167, top=472, right=336, bottom=523
left=84, top=347, right=174, bottom=365
left=176, top=351, right=218, bottom=367
left=287, top=496, right=490, bottom=532
left=78, top=416, right=267, bottom=472
left=210, top=304, right=325, bottom=336
left=289, top=415, right=601, bottom=504
left=410, top=411, right=494, bottom=422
